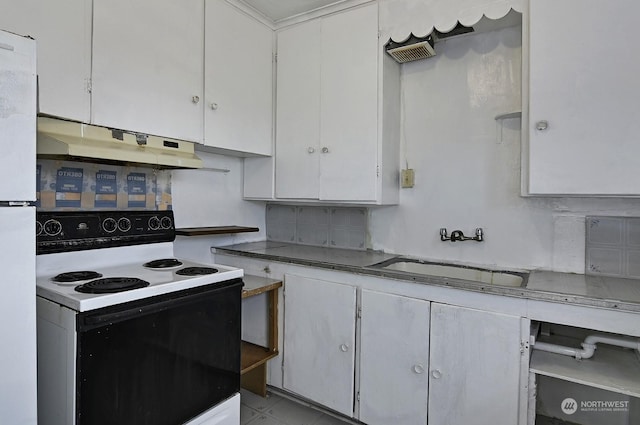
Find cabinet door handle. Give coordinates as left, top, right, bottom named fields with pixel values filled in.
left=321, top=147, right=329, bottom=153
left=307, top=147, right=315, bottom=154
left=339, top=344, right=349, bottom=352
left=210, top=102, right=218, bottom=110
left=192, top=95, right=200, bottom=104
left=431, top=369, right=442, bottom=379
left=535, top=120, right=549, bottom=131
left=412, top=364, right=425, bottom=374
left=0, top=43, right=15, bottom=51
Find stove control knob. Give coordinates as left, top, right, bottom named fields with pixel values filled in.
left=43, top=219, right=62, bottom=236
left=148, top=216, right=161, bottom=231
left=118, top=217, right=132, bottom=233
left=160, top=216, right=173, bottom=230
left=102, top=218, right=117, bottom=233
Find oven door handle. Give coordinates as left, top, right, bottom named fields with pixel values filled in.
left=77, top=278, right=243, bottom=332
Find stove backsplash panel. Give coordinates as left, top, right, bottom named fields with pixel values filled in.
left=36, top=159, right=172, bottom=211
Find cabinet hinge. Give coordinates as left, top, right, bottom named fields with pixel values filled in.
left=86, top=78, right=92, bottom=94
left=274, top=52, right=277, bottom=63
left=357, top=307, right=362, bottom=319
left=378, top=30, right=381, bottom=39
left=376, top=165, right=380, bottom=178
left=520, top=340, right=529, bottom=355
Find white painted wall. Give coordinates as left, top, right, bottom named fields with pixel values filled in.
left=170, top=151, right=266, bottom=263
left=369, top=27, right=640, bottom=273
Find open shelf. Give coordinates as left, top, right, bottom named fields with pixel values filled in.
left=530, top=344, right=640, bottom=398
left=241, top=341, right=279, bottom=374
left=240, top=275, right=282, bottom=396
left=175, top=226, right=259, bottom=236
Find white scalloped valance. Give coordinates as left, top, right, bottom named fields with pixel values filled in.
left=380, top=0, right=525, bottom=41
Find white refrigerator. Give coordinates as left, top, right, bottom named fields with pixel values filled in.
left=0, top=29, right=37, bottom=424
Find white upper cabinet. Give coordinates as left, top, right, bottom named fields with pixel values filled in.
left=273, top=3, right=400, bottom=204
left=318, top=5, right=378, bottom=201
left=203, top=0, right=273, bottom=156
left=0, top=0, right=92, bottom=122
left=525, top=0, right=640, bottom=196
left=274, top=19, right=322, bottom=199
left=91, top=0, right=204, bottom=142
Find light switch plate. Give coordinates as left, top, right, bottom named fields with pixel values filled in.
left=401, top=169, right=415, bottom=188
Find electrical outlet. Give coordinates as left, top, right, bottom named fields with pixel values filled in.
left=401, top=169, right=415, bottom=188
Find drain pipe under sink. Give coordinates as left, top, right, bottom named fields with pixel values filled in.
left=533, top=334, right=640, bottom=360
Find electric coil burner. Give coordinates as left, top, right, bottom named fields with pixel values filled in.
left=176, top=266, right=219, bottom=276
left=53, top=271, right=103, bottom=283
left=75, top=277, right=150, bottom=294
left=143, top=258, right=183, bottom=269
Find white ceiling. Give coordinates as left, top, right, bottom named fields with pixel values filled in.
left=239, top=0, right=344, bottom=22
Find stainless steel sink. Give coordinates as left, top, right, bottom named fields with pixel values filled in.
left=369, top=257, right=528, bottom=287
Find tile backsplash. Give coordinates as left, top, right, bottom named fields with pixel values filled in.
left=586, top=216, right=640, bottom=278
left=266, top=204, right=367, bottom=250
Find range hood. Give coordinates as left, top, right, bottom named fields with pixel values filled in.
left=37, top=117, right=203, bottom=169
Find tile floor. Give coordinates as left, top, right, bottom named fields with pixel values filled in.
left=240, top=389, right=353, bottom=425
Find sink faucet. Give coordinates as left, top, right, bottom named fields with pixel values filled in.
left=440, top=228, right=484, bottom=242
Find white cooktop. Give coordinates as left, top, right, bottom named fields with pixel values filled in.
left=36, top=243, right=243, bottom=312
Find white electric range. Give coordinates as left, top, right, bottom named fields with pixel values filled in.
left=36, top=210, right=242, bottom=425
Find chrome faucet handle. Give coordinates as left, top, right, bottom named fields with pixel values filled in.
left=440, top=227, right=484, bottom=242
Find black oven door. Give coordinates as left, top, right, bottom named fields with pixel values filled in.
left=76, top=278, right=242, bottom=425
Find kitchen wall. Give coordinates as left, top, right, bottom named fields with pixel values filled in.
left=369, top=26, right=640, bottom=273
left=171, top=150, right=266, bottom=263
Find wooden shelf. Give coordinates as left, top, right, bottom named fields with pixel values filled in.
left=240, top=275, right=282, bottom=397
left=530, top=345, right=640, bottom=397
left=243, top=275, right=283, bottom=298
left=175, top=226, right=259, bottom=236
left=241, top=341, right=279, bottom=374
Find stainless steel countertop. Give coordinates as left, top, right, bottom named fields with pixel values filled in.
left=213, top=242, right=640, bottom=313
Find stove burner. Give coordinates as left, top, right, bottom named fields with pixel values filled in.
left=175, top=267, right=219, bottom=276
left=75, top=277, right=150, bottom=294
left=143, top=258, right=183, bottom=269
left=53, top=271, right=103, bottom=283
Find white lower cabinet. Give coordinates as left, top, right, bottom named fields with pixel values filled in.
left=429, top=303, right=523, bottom=425
left=282, top=274, right=357, bottom=416
left=358, top=290, right=430, bottom=425
left=281, top=273, right=526, bottom=424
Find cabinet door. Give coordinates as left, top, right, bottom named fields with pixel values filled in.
left=91, top=0, right=204, bottom=142
left=359, top=290, right=430, bottom=425
left=527, top=0, right=640, bottom=195
left=204, top=0, right=272, bottom=156
left=283, top=274, right=356, bottom=416
left=274, top=21, right=321, bottom=199
left=0, top=0, right=91, bottom=122
left=319, top=3, right=378, bottom=201
left=429, top=303, right=522, bottom=425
